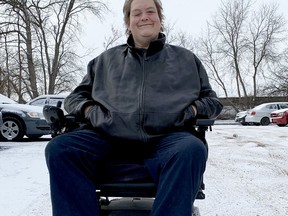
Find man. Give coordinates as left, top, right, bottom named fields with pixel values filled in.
left=45, top=0, right=223, bottom=215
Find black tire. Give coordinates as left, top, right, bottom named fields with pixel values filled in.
left=26, top=135, right=43, bottom=140
left=260, top=117, right=270, bottom=126
left=277, top=124, right=287, bottom=127
left=0, top=116, right=25, bottom=141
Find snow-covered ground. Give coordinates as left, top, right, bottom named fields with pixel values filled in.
left=0, top=123, right=287, bottom=216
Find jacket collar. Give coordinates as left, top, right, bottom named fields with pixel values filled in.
left=126, top=33, right=166, bottom=56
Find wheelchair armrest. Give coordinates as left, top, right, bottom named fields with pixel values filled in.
left=43, top=104, right=79, bottom=137
left=195, top=119, right=215, bottom=126
left=195, top=118, right=215, bottom=136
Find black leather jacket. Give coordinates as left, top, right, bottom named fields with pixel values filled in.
left=64, top=33, right=223, bottom=142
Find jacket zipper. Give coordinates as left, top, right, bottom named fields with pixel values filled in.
left=139, top=51, right=148, bottom=142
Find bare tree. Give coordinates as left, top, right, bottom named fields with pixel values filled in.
left=246, top=2, right=286, bottom=101
left=0, top=0, right=39, bottom=99
left=0, top=66, right=6, bottom=94
left=103, top=26, right=124, bottom=50
left=197, top=0, right=288, bottom=108
left=0, top=0, right=108, bottom=101
left=264, top=47, right=288, bottom=96
left=211, top=0, right=251, bottom=101
left=197, top=27, right=228, bottom=96
left=163, top=22, right=196, bottom=50
left=164, top=22, right=181, bottom=45
left=196, top=26, right=244, bottom=111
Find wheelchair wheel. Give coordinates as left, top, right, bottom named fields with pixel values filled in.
left=192, top=205, right=201, bottom=216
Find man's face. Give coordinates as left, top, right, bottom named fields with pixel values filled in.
left=129, top=0, right=161, bottom=47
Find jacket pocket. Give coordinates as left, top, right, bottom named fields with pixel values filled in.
left=86, top=105, right=111, bottom=128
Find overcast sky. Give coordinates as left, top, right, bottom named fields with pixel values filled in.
left=79, top=0, right=288, bottom=63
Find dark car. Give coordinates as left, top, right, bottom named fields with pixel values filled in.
left=235, top=110, right=248, bottom=125
left=0, top=94, right=51, bottom=141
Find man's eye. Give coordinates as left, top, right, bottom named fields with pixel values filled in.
left=132, top=13, right=141, bottom=17
left=147, top=10, right=155, bottom=14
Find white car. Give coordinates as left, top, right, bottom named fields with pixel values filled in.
left=27, top=94, right=69, bottom=114
left=245, top=102, right=288, bottom=126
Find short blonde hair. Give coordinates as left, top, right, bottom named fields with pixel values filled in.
left=123, top=0, right=164, bottom=35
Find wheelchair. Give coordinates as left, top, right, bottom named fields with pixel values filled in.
left=43, top=103, right=214, bottom=215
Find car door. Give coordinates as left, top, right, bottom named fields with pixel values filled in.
left=29, top=97, right=48, bottom=106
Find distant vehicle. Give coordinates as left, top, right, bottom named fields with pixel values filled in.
left=27, top=94, right=68, bottom=114
left=0, top=94, right=51, bottom=141
left=0, top=94, right=16, bottom=104
left=217, top=106, right=238, bottom=120
left=235, top=110, right=248, bottom=125
left=245, top=102, right=288, bottom=126
left=270, top=108, right=288, bottom=127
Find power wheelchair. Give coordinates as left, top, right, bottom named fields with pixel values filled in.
left=43, top=102, right=214, bottom=215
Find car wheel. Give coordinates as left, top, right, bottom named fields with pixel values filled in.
left=0, top=117, right=25, bottom=141
left=240, top=121, right=248, bottom=125
left=260, top=117, right=270, bottom=126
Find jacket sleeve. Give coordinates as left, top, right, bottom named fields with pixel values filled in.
left=64, top=59, right=97, bottom=118
left=193, top=55, right=223, bottom=119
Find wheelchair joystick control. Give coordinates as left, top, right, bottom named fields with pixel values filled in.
left=56, top=101, right=62, bottom=108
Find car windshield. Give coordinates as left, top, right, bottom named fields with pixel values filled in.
left=279, top=104, right=288, bottom=109
left=0, top=94, right=17, bottom=104
left=266, top=104, right=278, bottom=110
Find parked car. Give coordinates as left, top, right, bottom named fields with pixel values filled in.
left=270, top=108, right=288, bottom=127
left=245, top=102, right=288, bottom=126
left=27, top=94, right=68, bottom=114
left=235, top=110, right=248, bottom=125
left=217, top=106, right=238, bottom=120
left=0, top=94, right=51, bottom=141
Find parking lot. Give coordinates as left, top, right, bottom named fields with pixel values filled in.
left=0, top=123, right=287, bottom=216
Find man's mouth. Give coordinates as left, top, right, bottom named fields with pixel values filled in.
left=138, top=24, right=153, bottom=28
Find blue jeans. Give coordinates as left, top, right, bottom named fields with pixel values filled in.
left=45, top=129, right=207, bottom=216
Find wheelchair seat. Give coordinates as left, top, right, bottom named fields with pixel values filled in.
left=43, top=104, right=213, bottom=215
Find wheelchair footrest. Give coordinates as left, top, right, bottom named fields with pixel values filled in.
left=98, top=183, right=157, bottom=198
left=195, top=189, right=205, bottom=199
left=98, top=182, right=205, bottom=200
left=101, top=197, right=154, bottom=211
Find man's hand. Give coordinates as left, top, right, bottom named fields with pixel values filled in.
left=84, top=105, right=93, bottom=118
left=192, top=105, right=197, bottom=116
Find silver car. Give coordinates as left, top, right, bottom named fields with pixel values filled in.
left=245, top=102, right=288, bottom=126
left=235, top=110, right=248, bottom=125
left=0, top=94, right=51, bottom=141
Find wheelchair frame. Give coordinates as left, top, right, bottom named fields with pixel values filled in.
left=43, top=104, right=214, bottom=215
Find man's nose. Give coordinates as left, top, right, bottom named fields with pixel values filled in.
left=141, top=13, right=149, bottom=21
